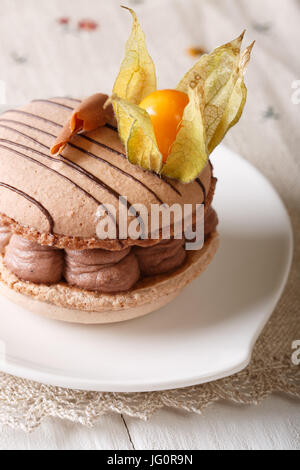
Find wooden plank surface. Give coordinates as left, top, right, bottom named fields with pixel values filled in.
left=0, top=415, right=132, bottom=450
left=124, top=395, right=300, bottom=450
left=1, top=395, right=299, bottom=450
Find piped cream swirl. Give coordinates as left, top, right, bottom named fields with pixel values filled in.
left=2, top=206, right=218, bottom=290
left=4, top=235, right=64, bottom=284
left=64, top=248, right=140, bottom=293
left=134, top=238, right=186, bottom=276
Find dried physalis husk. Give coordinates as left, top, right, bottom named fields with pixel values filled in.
left=112, top=7, right=157, bottom=167
left=113, top=7, right=157, bottom=104
left=110, top=94, right=162, bottom=173
left=161, top=87, right=207, bottom=183
left=177, top=32, right=254, bottom=154
left=50, top=93, right=116, bottom=156
left=208, top=41, right=255, bottom=153
left=161, top=34, right=254, bottom=182
left=111, top=7, right=253, bottom=183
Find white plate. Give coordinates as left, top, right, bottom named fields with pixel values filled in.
left=0, top=146, right=293, bottom=392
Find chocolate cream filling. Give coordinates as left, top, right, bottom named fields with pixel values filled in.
left=64, top=248, right=140, bottom=293
left=4, top=235, right=64, bottom=284
left=134, top=207, right=218, bottom=277
left=134, top=238, right=186, bottom=276
left=1, top=208, right=218, bottom=292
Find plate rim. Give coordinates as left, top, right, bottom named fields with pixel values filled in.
left=0, top=145, right=294, bottom=392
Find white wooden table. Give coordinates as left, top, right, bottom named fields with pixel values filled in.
left=1, top=394, right=299, bottom=450
left=0, top=0, right=299, bottom=452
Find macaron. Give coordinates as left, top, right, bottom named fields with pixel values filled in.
left=0, top=97, right=219, bottom=323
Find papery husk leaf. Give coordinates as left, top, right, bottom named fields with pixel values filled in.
left=177, top=32, right=250, bottom=152
left=113, top=7, right=157, bottom=104
left=161, top=87, right=208, bottom=183
left=111, top=94, right=163, bottom=173
left=208, top=42, right=254, bottom=153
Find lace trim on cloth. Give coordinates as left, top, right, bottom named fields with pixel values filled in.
left=0, top=292, right=299, bottom=432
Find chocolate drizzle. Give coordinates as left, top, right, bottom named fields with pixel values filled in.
left=105, top=123, right=118, bottom=132
left=31, top=99, right=74, bottom=111
left=0, top=115, right=170, bottom=202
left=53, top=97, right=82, bottom=103
left=0, top=122, right=134, bottom=212
left=196, top=178, right=206, bottom=203
left=0, top=142, right=101, bottom=207
left=0, top=182, right=54, bottom=232
left=0, top=132, right=119, bottom=228
left=0, top=98, right=212, bottom=242
left=2, top=107, right=182, bottom=197
left=0, top=98, right=210, bottom=239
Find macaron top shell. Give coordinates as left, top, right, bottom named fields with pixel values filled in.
left=0, top=97, right=213, bottom=249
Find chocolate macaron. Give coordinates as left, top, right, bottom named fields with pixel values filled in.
left=0, top=97, right=219, bottom=323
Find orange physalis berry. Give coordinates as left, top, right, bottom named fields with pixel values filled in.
left=139, top=89, right=189, bottom=162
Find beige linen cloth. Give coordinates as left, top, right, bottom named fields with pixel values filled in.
left=0, top=0, right=299, bottom=431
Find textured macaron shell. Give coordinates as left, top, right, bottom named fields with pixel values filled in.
left=0, top=98, right=212, bottom=242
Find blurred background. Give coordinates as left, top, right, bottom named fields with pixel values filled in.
left=0, top=0, right=299, bottom=215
